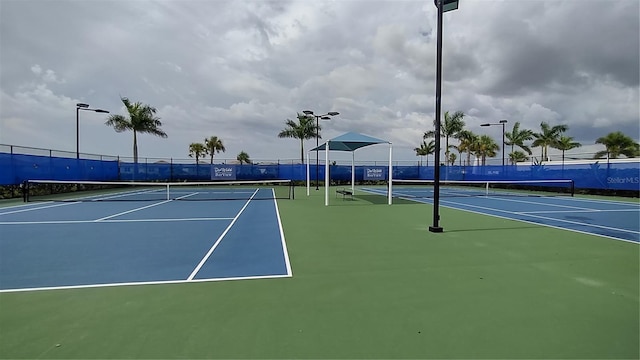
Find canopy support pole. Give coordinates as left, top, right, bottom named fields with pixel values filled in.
left=388, top=144, right=393, bottom=205
left=306, top=152, right=310, bottom=196
left=325, top=142, right=330, bottom=206
left=351, top=151, right=355, bottom=194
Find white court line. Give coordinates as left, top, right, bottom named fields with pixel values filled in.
left=273, top=188, right=293, bottom=277
left=551, top=196, right=640, bottom=207
left=0, top=274, right=292, bottom=293
left=187, top=189, right=260, bottom=281
left=0, top=201, right=54, bottom=210
left=93, top=192, right=198, bottom=221
left=483, top=196, right=598, bottom=211
left=511, top=211, right=640, bottom=235
left=522, top=208, right=640, bottom=214
left=0, top=201, right=79, bottom=216
left=0, top=217, right=234, bottom=225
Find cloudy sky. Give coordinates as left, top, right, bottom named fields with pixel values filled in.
left=1, top=0, right=638, bottom=164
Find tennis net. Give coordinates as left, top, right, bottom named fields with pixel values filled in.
left=24, top=179, right=294, bottom=202
left=387, top=179, right=574, bottom=200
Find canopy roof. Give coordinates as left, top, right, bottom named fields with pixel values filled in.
left=310, top=132, right=389, bottom=152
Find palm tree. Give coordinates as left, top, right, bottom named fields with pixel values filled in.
left=188, top=143, right=207, bottom=164
left=509, top=150, right=529, bottom=164
left=505, top=121, right=534, bottom=160
left=204, top=136, right=225, bottom=164
left=457, top=130, right=478, bottom=166
left=474, top=135, right=499, bottom=165
left=594, top=132, right=640, bottom=159
left=414, top=140, right=435, bottom=166
left=532, top=121, right=568, bottom=162
left=447, top=152, right=457, bottom=166
left=278, top=113, right=319, bottom=163
left=105, top=96, right=167, bottom=163
left=237, top=151, right=251, bottom=165
left=424, top=110, right=465, bottom=164
left=554, top=136, right=581, bottom=167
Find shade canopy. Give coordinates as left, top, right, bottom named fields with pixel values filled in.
left=306, top=132, right=393, bottom=206
left=310, top=132, right=389, bottom=152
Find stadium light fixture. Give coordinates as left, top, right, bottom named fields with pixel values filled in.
left=430, top=0, right=459, bottom=233
left=480, top=119, right=508, bottom=166
left=76, top=103, right=110, bottom=159
left=303, top=110, right=340, bottom=190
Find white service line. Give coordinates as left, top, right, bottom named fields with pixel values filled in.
left=94, top=192, right=198, bottom=221
left=187, top=189, right=260, bottom=281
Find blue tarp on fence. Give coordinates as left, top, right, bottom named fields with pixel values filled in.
left=1, top=152, right=638, bottom=192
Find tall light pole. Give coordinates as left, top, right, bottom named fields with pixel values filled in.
left=480, top=119, right=508, bottom=166
left=76, top=103, right=109, bottom=159
left=303, top=110, right=339, bottom=190
left=430, top=0, right=459, bottom=233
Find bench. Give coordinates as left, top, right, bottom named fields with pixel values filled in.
left=336, top=188, right=353, bottom=200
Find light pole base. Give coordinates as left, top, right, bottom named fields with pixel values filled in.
left=428, top=226, right=443, bottom=233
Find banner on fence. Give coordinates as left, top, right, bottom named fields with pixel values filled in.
left=211, top=165, right=236, bottom=180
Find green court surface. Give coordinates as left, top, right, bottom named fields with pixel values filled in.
left=0, top=190, right=638, bottom=359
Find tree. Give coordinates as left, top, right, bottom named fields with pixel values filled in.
left=424, top=110, right=465, bottom=164
left=414, top=140, right=435, bottom=166
left=505, top=121, right=534, bottom=157
left=105, top=96, right=167, bottom=163
left=474, top=135, right=499, bottom=165
left=447, top=152, right=457, bottom=166
left=457, top=130, right=478, bottom=166
left=204, top=136, right=226, bottom=164
left=188, top=143, right=207, bottom=164
left=532, top=121, right=568, bottom=162
left=509, top=150, right=529, bottom=164
left=278, top=113, right=319, bottom=163
left=594, top=132, right=640, bottom=159
left=554, top=136, right=581, bottom=166
left=237, top=151, right=251, bottom=165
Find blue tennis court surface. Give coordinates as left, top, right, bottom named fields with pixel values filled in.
left=0, top=194, right=292, bottom=292
left=363, top=186, right=640, bottom=244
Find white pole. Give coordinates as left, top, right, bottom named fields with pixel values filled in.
left=388, top=143, right=393, bottom=205
left=306, top=152, right=310, bottom=196
left=325, top=141, right=329, bottom=206
left=351, top=151, right=355, bottom=194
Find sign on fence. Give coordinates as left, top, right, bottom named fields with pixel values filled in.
left=211, top=165, right=236, bottom=180
left=363, top=167, right=386, bottom=180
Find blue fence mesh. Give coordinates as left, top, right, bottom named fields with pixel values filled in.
left=1, top=152, right=638, bottom=191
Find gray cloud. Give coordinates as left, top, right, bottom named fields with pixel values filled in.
left=1, top=0, right=638, bottom=163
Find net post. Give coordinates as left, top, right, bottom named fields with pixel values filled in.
left=21, top=180, right=29, bottom=202
left=166, top=183, right=170, bottom=200
left=570, top=180, right=575, bottom=197
left=291, top=181, right=295, bottom=200
left=485, top=181, right=489, bottom=196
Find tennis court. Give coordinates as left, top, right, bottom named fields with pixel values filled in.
left=0, top=181, right=638, bottom=359
left=0, top=181, right=293, bottom=292
left=362, top=180, right=640, bottom=243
